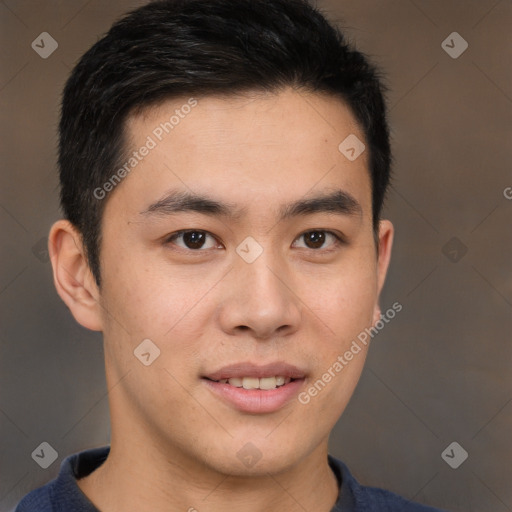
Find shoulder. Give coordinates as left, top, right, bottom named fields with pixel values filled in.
left=329, top=455, right=447, bottom=512
left=14, top=480, right=55, bottom=512
left=356, top=485, right=446, bottom=511
left=14, top=446, right=109, bottom=512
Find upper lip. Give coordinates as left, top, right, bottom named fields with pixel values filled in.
left=203, top=362, right=307, bottom=381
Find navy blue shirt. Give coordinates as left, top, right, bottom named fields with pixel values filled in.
left=15, top=446, right=446, bottom=511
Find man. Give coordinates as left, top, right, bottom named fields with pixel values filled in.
left=15, top=0, right=446, bottom=510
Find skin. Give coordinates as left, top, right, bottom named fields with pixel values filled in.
left=49, top=87, right=393, bottom=512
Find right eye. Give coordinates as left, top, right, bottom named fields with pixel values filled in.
left=165, top=230, right=222, bottom=251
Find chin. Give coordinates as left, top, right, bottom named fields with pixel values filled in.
left=198, top=436, right=306, bottom=478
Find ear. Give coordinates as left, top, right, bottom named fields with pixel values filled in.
left=372, top=219, right=394, bottom=325
left=48, top=220, right=103, bottom=331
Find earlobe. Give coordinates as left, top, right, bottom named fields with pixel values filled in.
left=376, top=219, right=394, bottom=296
left=48, top=220, right=103, bottom=331
left=371, top=220, right=394, bottom=326
left=372, top=304, right=382, bottom=326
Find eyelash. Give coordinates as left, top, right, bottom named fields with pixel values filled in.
left=164, top=229, right=346, bottom=253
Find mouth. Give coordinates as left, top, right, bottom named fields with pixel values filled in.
left=202, top=362, right=307, bottom=414
left=204, top=375, right=294, bottom=390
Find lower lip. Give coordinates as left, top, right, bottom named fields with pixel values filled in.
left=203, top=378, right=305, bottom=414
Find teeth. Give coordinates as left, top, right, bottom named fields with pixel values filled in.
left=259, top=377, right=277, bottom=390
left=242, top=377, right=260, bottom=390
left=219, top=376, right=292, bottom=390
left=228, top=377, right=243, bottom=387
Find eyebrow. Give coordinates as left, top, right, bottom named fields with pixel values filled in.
left=279, top=189, right=361, bottom=219
left=140, top=190, right=245, bottom=219
left=140, top=188, right=362, bottom=221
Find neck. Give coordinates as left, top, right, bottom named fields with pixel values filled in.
left=78, top=434, right=339, bottom=512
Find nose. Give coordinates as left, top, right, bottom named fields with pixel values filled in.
left=216, top=252, right=302, bottom=340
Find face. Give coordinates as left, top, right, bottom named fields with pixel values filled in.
left=74, top=88, right=392, bottom=476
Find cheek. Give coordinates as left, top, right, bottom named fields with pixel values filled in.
left=99, top=255, right=216, bottom=377
left=295, top=253, right=377, bottom=412
left=300, top=259, right=378, bottom=339
left=101, top=254, right=189, bottom=332
left=299, top=279, right=374, bottom=426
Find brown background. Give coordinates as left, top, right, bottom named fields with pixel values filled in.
left=1, top=1, right=511, bottom=511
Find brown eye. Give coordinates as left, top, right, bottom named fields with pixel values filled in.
left=293, top=230, right=342, bottom=250
left=167, top=230, right=219, bottom=250
left=182, top=231, right=206, bottom=249
left=304, top=231, right=326, bottom=249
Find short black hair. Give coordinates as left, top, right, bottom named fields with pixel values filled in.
left=59, top=0, right=391, bottom=286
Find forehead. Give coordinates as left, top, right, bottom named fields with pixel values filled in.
left=111, top=88, right=371, bottom=219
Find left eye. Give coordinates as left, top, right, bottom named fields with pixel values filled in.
left=292, top=230, right=342, bottom=250
left=166, top=230, right=219, bottom=250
